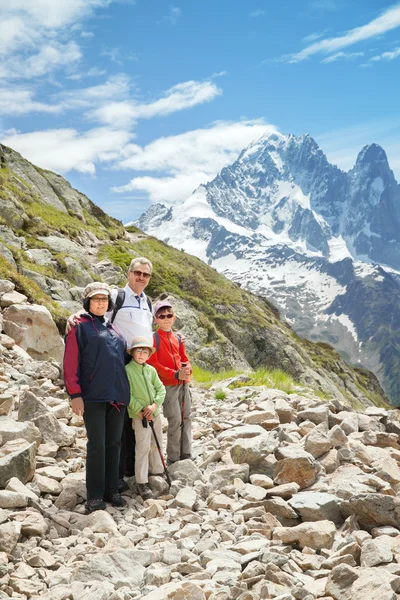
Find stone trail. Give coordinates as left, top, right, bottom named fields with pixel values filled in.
left=1, top=278, right=400, bottom=599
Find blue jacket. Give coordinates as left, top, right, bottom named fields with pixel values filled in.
left=64, top=314, right=130, bottom=405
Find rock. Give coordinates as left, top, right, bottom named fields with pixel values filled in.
left=249, top=474, right=274, bottom=488
left=236, top=482, right=267, bottom=502
left=16, top=510, right=48, bottom=537
left=171, top=487, right=197, bottom=510
left=72, top=510, right=119, bottom=534
left=73, top=550, right=146, bottom=588
left=273, top=520, right=336, bottom=550
left=141, top=581, right=206, bottom=599
left=18, top=390, right=49, bottom=421
left=0, top=439, right=36, bottom=487
left=218, top=425, right=267, bottom=440
left=0, top=416, right=41, bottom=445
left=288, top=492, right=343, bottom=525
left=207, top=493, right=237, bottom=511
left=0, top=393, right=13, bottom=416
left=351, top=568, right=400, bottom=599
left=360, top=536, right=394, bottom=567
left=26, top=547, right=56, bottom=568
left=341, top=493, right=400, bottom=529
left=297, top=406, right=329, bottom=425
left=0, top=490, right=29, bottom=508
left=2, top=303, right=64, bottom=362
left=231, top=432, right=280, bottom=467
left=0, top=290, right=27, bottom=307
left=274, top=447, right=319, bottom=489
left=328, top=425, right=349, bottom=448
left=33, top=473, right=63, bottom=495
left=209, top=464, right=249, bottom=489
left=35, top=465, right=65, bottom=480
left=325, top=564, right=359, bottom=600
left=264, top=482, right=300, bottom=499
left=304, top=424, right=332, bottom=458
left=5, top=477, right=39, bottom=501
left=167, top=459, right=203, bottom=485
left=0, top=521, right=21, bottom=554
left=0, top=280, right=15, bottom=294
left=33, top=413, right=75, bottom=446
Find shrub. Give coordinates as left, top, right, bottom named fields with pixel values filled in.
left=214, top=389, right=227, bottom=400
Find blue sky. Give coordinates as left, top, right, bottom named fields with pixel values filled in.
left=1, top=0, right=400, bottom=223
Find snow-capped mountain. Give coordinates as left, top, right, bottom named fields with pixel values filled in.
left=135, top=132, right=400, bottom=402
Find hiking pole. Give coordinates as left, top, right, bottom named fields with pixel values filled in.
left=148, top=419, right=171, bottom=487
left=180, top=362, right=187, bottom=460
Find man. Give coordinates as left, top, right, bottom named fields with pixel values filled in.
left=66, top=257, right=153, bottom=485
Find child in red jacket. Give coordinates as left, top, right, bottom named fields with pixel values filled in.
left=147, top=300, right=192, bottom=465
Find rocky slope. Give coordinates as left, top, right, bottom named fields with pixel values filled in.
left=0, top=142, right=388, bottom=409
left=1, top=289, right=400, bottom=598
left=135, top=133, right=400, bottom=403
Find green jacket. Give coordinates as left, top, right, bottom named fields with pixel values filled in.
left=125, top=360, right=166, bottom=419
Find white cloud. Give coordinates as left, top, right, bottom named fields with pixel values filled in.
left=321, top=51, right=364, bottom=63
left=111, top=119, right=277, bottom=203
left=0, top=87, right=61, bottom=116
left=370, top=47, right=400, bottom=61
left=288, top=4, right=400, bottom=62
left=89, top=79, right=222, bottom=126
left=169, top=6, right=182, bottom=25
left=0, top=0, right=111, bottom=79
left=1, top=127, right=132, bottom=175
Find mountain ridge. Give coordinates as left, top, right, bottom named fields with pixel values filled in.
left=136, top=132, right=400, bottom=402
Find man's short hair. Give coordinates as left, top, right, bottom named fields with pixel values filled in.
left=128, top=257, right=153, bottom=274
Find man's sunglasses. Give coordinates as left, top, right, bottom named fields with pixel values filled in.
left=131, top=270, right=151, bottom=279
left=156, top=313, right=174, bottom=320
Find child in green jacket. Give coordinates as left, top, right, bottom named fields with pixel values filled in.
left=125, top=336, right=166, bottom=500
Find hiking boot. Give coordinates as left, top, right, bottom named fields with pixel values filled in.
left=104, top=492, right=127, bottom=507
left=137, top=483, right=153, bottom=500
left=85, top=498, right=106, bottom=513
left=181, top=454, right=192, bottom=460
left=118, top=478, right=129, bottom=493
left=167, top=458, right=178, bottom=466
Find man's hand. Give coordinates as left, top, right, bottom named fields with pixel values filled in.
left=143, top=403, right=156, bottom=420
left=71, top=397, right=84, bottom=416
left=65, top=310, right=84, bottom=334
left=177, top=365, right=191, bottom=381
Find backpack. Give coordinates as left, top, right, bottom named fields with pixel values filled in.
left=153, top=331, right=182, bottom=352
left=110, top=289, right=152, bottom=324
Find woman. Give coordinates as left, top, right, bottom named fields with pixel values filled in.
left=64, top=282, right=130, bottom=513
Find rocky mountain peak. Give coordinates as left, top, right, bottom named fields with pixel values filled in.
left=352, top=143, right=394, bottom=186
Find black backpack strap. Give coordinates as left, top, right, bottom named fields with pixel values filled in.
left=146, top=296, right=152, bottom=313
left=154, top=331, right=160, bottom=352
left=110, top=289, right=125, bottom=324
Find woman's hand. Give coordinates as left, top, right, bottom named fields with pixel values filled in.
left=65, top=311, right=84, bottom=334
left=143, top=403, right=156, bottom=420
left=71, top=397, right=84, bottom=416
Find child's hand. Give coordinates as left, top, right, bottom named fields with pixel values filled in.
left=143, top=403, right=156, bottom=420
left=178, top=366, right=191, bottom=381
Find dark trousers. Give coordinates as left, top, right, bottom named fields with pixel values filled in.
left=83, top=402, right=126, bottom=500
left=119, top=413, right=136, bottom=478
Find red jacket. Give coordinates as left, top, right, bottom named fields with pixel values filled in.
left=147, top=329, right=191, bottom=387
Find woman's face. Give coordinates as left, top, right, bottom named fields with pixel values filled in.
left=89, top=294, right=109, bottom=316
